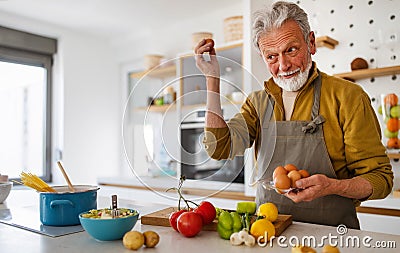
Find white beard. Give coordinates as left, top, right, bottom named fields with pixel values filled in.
left=273, top=61, right=312, bottom=91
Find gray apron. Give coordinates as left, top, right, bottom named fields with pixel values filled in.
left=255, top=72, right=360, bottom=229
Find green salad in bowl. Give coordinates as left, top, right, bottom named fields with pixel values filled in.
left=79, top=208, right=139, bottom=241
left=81, top=208, right=138, bottom=219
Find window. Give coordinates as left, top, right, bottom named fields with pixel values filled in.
left=0, top=26, right=56, bottom=182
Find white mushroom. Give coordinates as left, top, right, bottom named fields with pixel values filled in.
left=238, top=230, right=249, bottom=241
left=244, top=234, right=256, bottom=247
left=230, top=232, right=243, bottom=246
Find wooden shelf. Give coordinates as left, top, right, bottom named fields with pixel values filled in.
left=135, top=104, right=176, bottom=112
left=334, top=65, right=400, bottom=80
left=135, top=104, right=176, bottom=113
left=316, top=36, right=339, bottom=49
left=388, top=153, right=400, bottom=160
left=130, top=65, right=176, bottom=79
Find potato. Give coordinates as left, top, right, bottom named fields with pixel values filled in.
left=123, top=231, right=144, bottom=250
left=143, top=230, right=160, bottom=248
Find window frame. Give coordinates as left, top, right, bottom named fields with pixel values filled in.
left=0, top=45, right=53, bottom=182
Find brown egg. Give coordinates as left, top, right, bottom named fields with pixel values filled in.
left=204, top=38, right=214, bottom=50
left=274, top=174, right=291, bottom=190
left=298, top=169, right=310, bottom=178
left=287, top=170, right=302, bottom=188
left=273, top=166, right=287, bottom=179
left=284, top=164, right=298, bottom=172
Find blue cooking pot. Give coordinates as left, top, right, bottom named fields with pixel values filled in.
left=40, top=185, right=99, bottom=226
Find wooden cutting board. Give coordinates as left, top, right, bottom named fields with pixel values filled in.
left=141, top=207, right=292, bottom=236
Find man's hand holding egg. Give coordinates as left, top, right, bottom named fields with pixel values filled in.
left=194, top=38, right=220, bottom=79
left=204, top=38, right=214, bottom=52
left=272, top=164, right=310, bottom=194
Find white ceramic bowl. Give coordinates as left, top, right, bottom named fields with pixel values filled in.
left=0, top=182, right=12, bottom=203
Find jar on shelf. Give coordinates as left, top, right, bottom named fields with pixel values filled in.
left=192, top=32, right=213, bottom=49
left=223, top=16, right=243, bottom=42
left=379, top=93, right=400, bottom=149
left=163, top=86, right=176, bottom=104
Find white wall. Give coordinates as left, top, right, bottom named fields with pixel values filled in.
left=0, top=10, right=120, bottom=185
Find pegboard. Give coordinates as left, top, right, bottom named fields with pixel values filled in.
left=287, top=0, right=400, bottom=102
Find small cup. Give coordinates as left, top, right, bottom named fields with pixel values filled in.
left=0, top=175, right=8, bottom=182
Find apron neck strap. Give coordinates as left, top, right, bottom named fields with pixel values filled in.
left=311, top=70, right=322, bottom=120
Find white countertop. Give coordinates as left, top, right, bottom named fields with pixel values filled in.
left=98, top=176, right=400, bottom=210
left=97, top=175, right=245, bottom=192
left=1, top=187, right=399, bottom=253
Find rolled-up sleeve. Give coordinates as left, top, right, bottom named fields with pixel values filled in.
left=342, top=92, right=393, bottom=200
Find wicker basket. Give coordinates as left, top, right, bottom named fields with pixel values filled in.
left=192, top=32, right=213, bottom=48
left=144, top=54, right=163, bottom=70
left=224, top=16, right=243, bottom=42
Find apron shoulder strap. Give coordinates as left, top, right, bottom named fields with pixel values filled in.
left=311, top=71, right=322, bottom=120
left=303, top=70, right=325, bottom=134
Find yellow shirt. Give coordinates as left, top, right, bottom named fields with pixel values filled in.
left=204, top=63, right=393, bottom=201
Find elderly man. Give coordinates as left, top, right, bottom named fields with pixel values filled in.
left=194, top=1, right=393, bottom=229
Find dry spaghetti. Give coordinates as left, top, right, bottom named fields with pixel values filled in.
left=19, top=172, right=56, bottom=192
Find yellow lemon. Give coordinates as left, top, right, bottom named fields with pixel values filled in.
left=249, top=218, right=275, bottom=243
left=257, top=202, right=278, bottom=222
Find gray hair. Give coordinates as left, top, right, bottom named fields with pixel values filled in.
left=252, top=1, right=311, bottom=53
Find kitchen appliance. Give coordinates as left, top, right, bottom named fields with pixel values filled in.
left=180, top=109, right=244, bottom=183
left=40, top=185, right=99, bottom=226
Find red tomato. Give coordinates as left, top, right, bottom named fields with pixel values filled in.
left=194, top=201, right=216, bottom=225
left=169, top=209, right=187, bottom=232
left=177, top=211, right=203, bottom=237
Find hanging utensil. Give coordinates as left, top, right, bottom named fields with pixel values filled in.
left=111, top=195, right=120, bottom=218
left=57, top=161, right=76, bottom=192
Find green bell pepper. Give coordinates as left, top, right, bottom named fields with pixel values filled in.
left=217, top=210, right=243, bottom=240
left=236, top=201, right=257, bottom=215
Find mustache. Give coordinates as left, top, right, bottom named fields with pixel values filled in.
left=277, top=68, right=301, bottom=78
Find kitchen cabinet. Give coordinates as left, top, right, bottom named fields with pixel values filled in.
left=127, top=42, right=246, bottom=184
left=177, top=41, right=243, bottom=108
left=176, top=41, right=246, bottom=185
left=129, top=64, right=177, bottom=112
left=127, top=42, right=245, bottom=180
left=127, top=64, right=179, bottom=178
